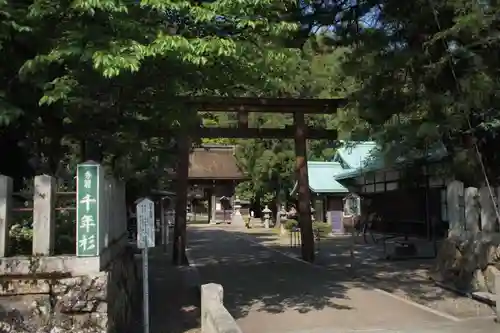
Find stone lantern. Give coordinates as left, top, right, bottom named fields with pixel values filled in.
left=262, top=205, right=272, bottom=229
left=311, top=206, right=316, bottom=222
left=279, top=205, right=288, bottom=235
left=231, top=196, right=244, bottom=226
left=279, top=205, right=287, bottom=220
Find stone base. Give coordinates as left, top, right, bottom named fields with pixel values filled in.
left=0, top=246, right=139, bottom=333
left=431, top=232, right=500, bottom=294
left=231, top=213, right=245, bottom=227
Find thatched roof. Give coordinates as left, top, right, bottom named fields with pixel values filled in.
left=189, top=145, right=245, bottom=180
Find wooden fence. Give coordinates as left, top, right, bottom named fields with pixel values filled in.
left=0, top=165, right=127, bottom=259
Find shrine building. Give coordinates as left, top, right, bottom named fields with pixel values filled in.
left=187, top=144, right=246, bottom=223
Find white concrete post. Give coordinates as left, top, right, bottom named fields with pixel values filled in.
left=201, top=283, right=223, bottom=333
left=0, top=175, right=13, bottom=257
left=464, top=187, right=479, bottom=234
left=33, top=175, right=56, bottom=255
left=479, top=186, right=497, bottom=233
left=447, top=180, right=464, bottom=237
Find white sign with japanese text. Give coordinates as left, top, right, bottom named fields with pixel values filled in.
left=137, top=198, right=155, bottom=249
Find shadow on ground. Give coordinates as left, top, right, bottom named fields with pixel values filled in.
left=188, top=228, right=354, bottom=320
left=188, top=225, right=495, bottom=326
left=133, top=248, right=201, bottom=333
left=231, top=229, right=495, bottom=319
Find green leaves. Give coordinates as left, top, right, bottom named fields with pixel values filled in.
left=0, top=0, right=311, bottom=196
left=311, top=0, right=500, bottom=181
left=92, top=41, right=145, bottom=77
left=0, top=93, right=23, bottom=125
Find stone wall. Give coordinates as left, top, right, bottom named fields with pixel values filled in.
left=432, top=232, right=500, bottom=293
left=0, top=246, right=139, bottom=333
left=433, top=180, right=500, bottom=295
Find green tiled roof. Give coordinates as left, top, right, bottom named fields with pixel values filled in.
left=334, top=142, right=448, bottom=181
left=291, top=161, right=348, bottom=194
left=333, top=141, right=377, bottom=169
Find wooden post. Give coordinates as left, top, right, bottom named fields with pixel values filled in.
left=207, top=187, right=213, bottom=224
left=293, top=112, right=314, bottom=262
left=33, top=175, right=56, bottom=255
left=210, top=190, right=217, bottom=224
left=173, top=134, right=190, bottom=265
left=238, top=111, right=249, bottom=129
left=0, top=175, right=13, bottom=257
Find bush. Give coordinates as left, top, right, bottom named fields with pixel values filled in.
left=312, top=221, right=331, bottom=237
left=284, top=219, right=298, bottom=230
left=284, top=220, right=330, bottom=232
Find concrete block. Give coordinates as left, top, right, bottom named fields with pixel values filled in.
left=33, top=175, right=56, bottom=255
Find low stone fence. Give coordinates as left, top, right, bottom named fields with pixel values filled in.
left=201, top=283, right=242, bottom=333
left=0, top=248, right=138, bottom=333
left=0, top=164, right=139, bottom=333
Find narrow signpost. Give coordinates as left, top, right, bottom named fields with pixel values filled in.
left=136, top=198, right=155, bottom=333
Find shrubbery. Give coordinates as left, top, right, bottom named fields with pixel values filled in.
left=283, top=219, right=331, bottom=237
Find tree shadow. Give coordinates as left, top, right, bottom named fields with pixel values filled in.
left=133, top=248, right=200, bottom=333
left=188, top=228, right=354, bottom=320
left=187, top=226, right=495, bottom=331
left=237, top=230, right=496, bottom=318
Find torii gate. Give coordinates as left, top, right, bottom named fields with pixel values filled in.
left=171, top=97, right=345, bottom=264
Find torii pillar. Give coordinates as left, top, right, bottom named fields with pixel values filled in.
left=294, top=112, right=314, bottom=262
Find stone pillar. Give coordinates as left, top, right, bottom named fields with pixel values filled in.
left=33, top=175, right=56, bottom=255
left=201, top=283, right=224, bottom=332
left=479, top=186, right=497, bottom=233
left=464, top=187, right=480, bottom=235
left=447, top=180, right=464, bottom=237
left=0, top=175, right=13, bottom=257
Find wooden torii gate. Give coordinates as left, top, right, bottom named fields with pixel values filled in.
left=172, top=97, right=344, bottom=264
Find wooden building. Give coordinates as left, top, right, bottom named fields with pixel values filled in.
left=334, top=144, right=449, bottom=238
left=291, top=142, right=376, bottom=233
left=291, top=161, right=347, bottom=232
left=187, top=144, right=246, bottom=223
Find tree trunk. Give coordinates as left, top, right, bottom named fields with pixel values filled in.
left=172, top=134, right=190, bottom=266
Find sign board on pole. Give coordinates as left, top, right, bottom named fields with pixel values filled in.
left=136, top=197, right=155, bottom=333
left=137, top=198, right=155, bottom=249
